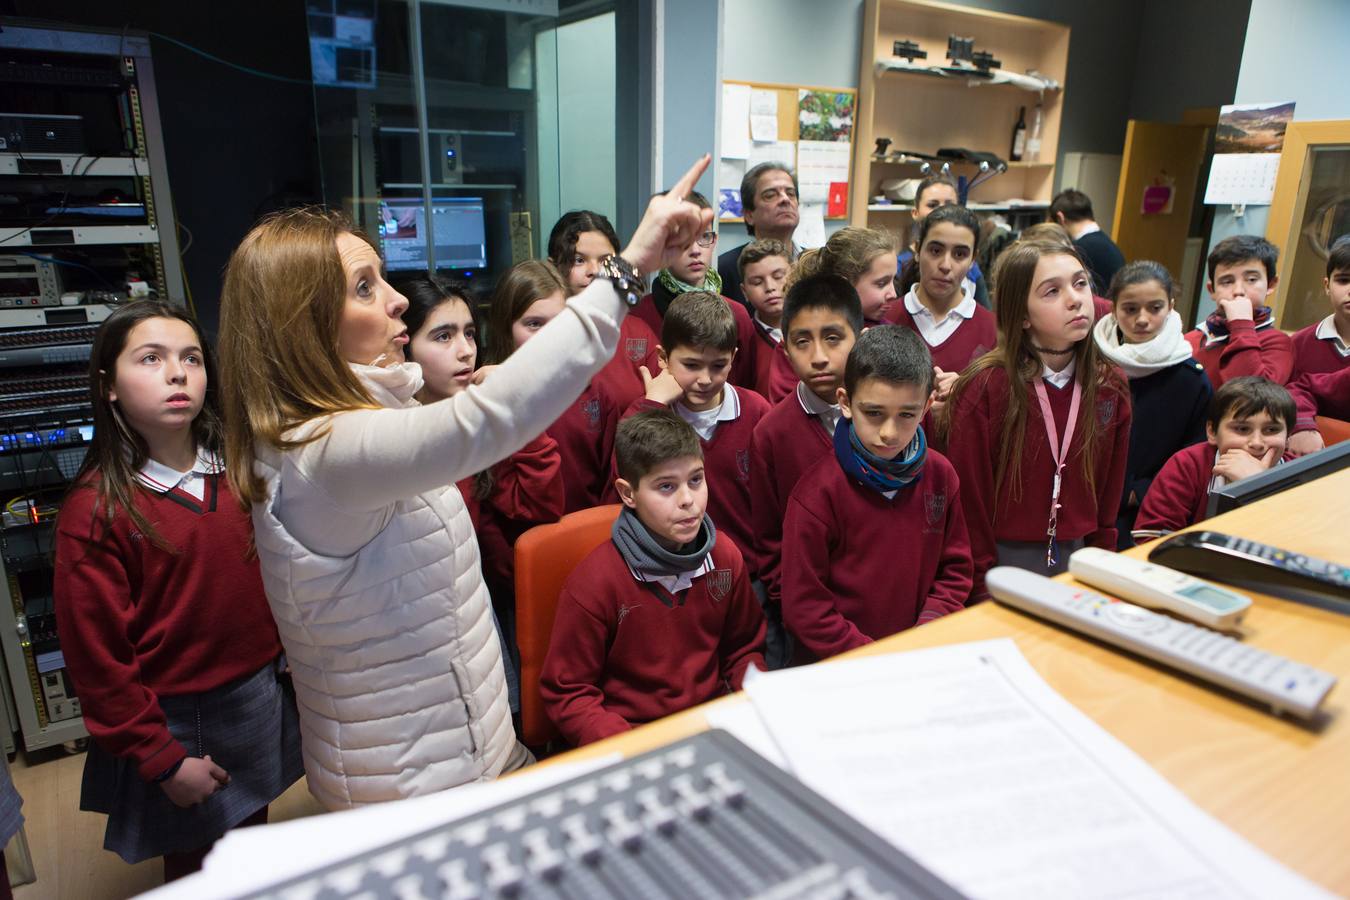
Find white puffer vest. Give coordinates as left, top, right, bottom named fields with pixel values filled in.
left=251, top=364, right=514, bottom=809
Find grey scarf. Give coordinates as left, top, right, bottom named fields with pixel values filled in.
left=611, top=506, right=717, bottom=578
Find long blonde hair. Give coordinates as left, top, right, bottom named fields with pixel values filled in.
left=786, top=226, right=898, bottom=293
left=486, top=259, right=569, bottom=364
left=941, top=238, right=1121, bottom=505
left=218, top=207, right=381, bottom=505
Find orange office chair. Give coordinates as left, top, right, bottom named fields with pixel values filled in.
left=1316, top=416, right=1350, bottom=447
left=514, top=504, right=622, bottom=750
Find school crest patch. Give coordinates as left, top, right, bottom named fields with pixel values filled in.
left=924, top=491, right=947, bottom=526
left=736, top=449, right=751, bottom=481
left=625, top=337, right=649, bottom=362
left=707, top=568, right=733, bottom=602
left=582, top=397, right=601, bottom=431
left=1097, top=397, right=1116, bottom=428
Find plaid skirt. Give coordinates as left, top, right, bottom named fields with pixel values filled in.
left=0, top=751, right=23, bottom=848
left=79, top=659, right=303, bottom=864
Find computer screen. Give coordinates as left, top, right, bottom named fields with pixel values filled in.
left=1206, top=439, right=1350, bottom=518
left=379, top=197, right=487, bottom=272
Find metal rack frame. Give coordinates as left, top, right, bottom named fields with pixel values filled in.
left=0, top=24, right=183, bottom=752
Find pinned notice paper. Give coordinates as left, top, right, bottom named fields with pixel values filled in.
left=721, top=83, right=751, bottom=159
left=749, top=88, right=779, bottom=143
left=796, top=202, right=827, bottom=249
left=798, top=139, right=851, bottom=215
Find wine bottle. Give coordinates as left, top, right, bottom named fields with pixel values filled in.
left=1010, top=105, right=1027, bottom=162
left=1026, top=103, right=1044, bottom=162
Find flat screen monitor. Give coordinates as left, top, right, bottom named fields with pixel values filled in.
left=1206, top=439, right=1350, bottom=518
left=379, top=197, right=487, bottom=272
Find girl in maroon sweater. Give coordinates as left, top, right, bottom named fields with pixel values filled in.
left=486, top=260, right=622, bottom=513
left=942, top=239, right=1132, bottom=600
left=402, top=278, right=565, bottom=714
left=885, top=204, right=998, bottom=421
left=53, top=301, right=301, bottom=880
left=548, top=210, right=662, bottom=410
left=792, top=226, right=899, bottom=326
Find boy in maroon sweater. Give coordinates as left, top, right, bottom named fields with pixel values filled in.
left=622, top=290, right=771, bottom=577
left=1289, top=236, right=1350, bottom=381
left=783, top=326, right=972, bottom=660
left=632, top=191, right=757, bottom=389
left=739, top=238, right=798, bottom=403
left=1275, top=366, right=1350, bottom=458
left=1185, top=235, right=1293, bottom=388
left=749, top=274, right=863, bottom=666
left=1133, top=377, right=1294, bottom=542
left=540, top=411, right=766, bottom=747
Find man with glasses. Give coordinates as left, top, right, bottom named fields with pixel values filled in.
left=717, top=163, right=801, bottom=305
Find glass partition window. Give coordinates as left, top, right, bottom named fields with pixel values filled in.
left=309, top=0, right=618, bottom=286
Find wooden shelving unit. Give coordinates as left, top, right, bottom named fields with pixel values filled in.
left=851, top=0, right=1071, bottom=230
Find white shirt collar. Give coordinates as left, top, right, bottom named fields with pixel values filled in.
left=1073, top=222, right=1101, bottom=238
left=625, top=554, right=716, bottom=595
left=1041, top=357, right=1077, bottom=389
left=796, top=380, right=842, bottom=435
left=675, top=385, right=741, bottom=441
left=1315, top=314, right=1350, bottom=356
left=903, top=285, right=976, bottom=321
left=135, top=447, right=223, bottom=501
left=754, top=312, right=783, bottom=344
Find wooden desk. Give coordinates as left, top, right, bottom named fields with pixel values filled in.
left=543, top=468, right=1350, bottom=894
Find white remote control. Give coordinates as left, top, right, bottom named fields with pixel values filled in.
left=1068, top=547, right=1252, bottom=630
left=986, top=566, right=1337, bottom=720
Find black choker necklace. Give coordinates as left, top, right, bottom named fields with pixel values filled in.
left=1030, top=343, right=1074, bottom=356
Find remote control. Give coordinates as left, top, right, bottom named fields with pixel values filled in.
left=1068, top=547, right=1252, bottom=630
left=1149, top=531, right=1350, bottom=614
left=986, top=566, right=1336, bottom=720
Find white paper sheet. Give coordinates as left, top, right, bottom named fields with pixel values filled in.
left=750, top=89, right=778, bottom=117
left=795, top=202, right=827, bottom=249
left=748, top=139, right=797, bottom=171
left=751, top=114, right=778, bottom=143
left=797, top=139, right=850, bottom=212
left=745, top=639, right=1332, bottom=900
left=138, top=755, right=621, bottom=900
left=721, top=83, right=751, bottom=160
left=1204, top=152, right=1282, bottom=206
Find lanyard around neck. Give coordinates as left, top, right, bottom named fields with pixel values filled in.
left=1032, top=375, right=1082, bottom=568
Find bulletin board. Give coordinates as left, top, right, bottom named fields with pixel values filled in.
left=718, top=79, right=858, bottom=239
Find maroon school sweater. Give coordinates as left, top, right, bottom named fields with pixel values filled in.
left=539, top=535, right=766, bottom=747
left=1184, top=320, right=1294, bottom=388
left=944, top=366, right=1132, bottom=600
left=749, top=319, right=798, bottom=404
left=1290, top=321, right=1350, bottom=380
left=1132, top=442, right=1214, bottom=540
left=749, top=389, right=835, bottom=605
left=456, top=432, right=565, bottom=593
left=548, top=380, right=621, bottom=514
left=632, top=285, right=758, bottom=389
left=883, top=303, right=998, bottom=374
left=54, top=474, right=282, bottom=781
left=1289, top=366, right=1350, bottom=430
left=782, top=450, right=972, bottom=660
left=594, top=315, right=662, bottom=411
left=621, top=387, right=771, bottom=577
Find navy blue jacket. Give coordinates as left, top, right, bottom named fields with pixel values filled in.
left=1118, top=358, right=1212, bottom=548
